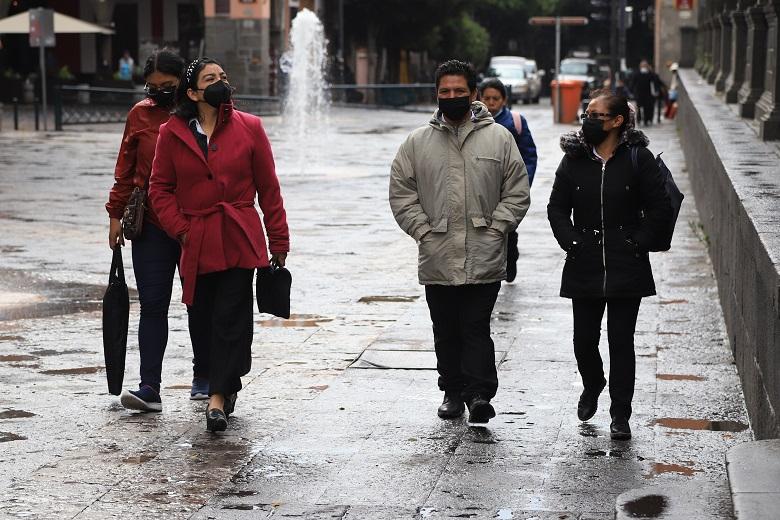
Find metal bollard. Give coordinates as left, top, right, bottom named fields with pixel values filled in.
left=13, top=98, right=19, bottom=130
left=34, top=101, right=39, bottom=131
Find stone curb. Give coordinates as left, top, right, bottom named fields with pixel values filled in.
left=727, top=440, right=780, bottom=518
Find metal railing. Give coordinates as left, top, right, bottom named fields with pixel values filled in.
left=53, top=85, right=281, bottom=130
left=325, top=83, right=435, bottom=107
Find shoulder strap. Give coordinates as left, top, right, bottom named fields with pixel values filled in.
left=511, top=111, right=523, bottom=136
left=631, top=146, right=639, bottom=173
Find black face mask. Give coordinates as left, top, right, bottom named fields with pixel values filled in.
left=146, top=87, right=176, bottom=108
left=202, top=80, right=233, bottom=108
left=582, top=117, right=610, bottom=145
left=438, top=96, right=471, bottom=122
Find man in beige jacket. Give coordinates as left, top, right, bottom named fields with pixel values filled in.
left=389, top=60, right=530, bottom=423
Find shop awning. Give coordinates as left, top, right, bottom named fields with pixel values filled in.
left=0, top=10, right=114, bottom=35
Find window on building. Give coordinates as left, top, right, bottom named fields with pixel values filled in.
left=215, top=0, right=230, bottom=15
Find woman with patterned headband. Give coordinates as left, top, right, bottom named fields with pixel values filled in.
left=149, top=58, right=290, bottom=432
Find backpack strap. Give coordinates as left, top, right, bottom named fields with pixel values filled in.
left=511, top=111, right=523, bottom=136
left=631, top=145, right=639, bottom=173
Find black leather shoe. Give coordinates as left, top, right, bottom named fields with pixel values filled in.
left=467, top=396, right=496, bottom=424
left=577, top=379, right=606, bottom=421
left=206, top=407, right=228, bottom=432
left=437, top=394, right=465, bottom=419
left=224, top=393, right=238, bottom=417
left=610, top=418, right=632, bottom=440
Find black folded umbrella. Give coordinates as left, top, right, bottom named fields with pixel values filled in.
left=256, top=265, right=292, bottom=319
left=102, top=246, right=129, bottom=395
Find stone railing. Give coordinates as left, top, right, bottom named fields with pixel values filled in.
left=676, top=68, right=780, bottom=440
left=696, top=0, right=780, bottom=140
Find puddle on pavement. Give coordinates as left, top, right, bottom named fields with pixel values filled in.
left=358, top=295, right=419, bottom=303
left=0, top=431, right=27, bottom=442
left=586, top=449, right=624, bottom=458
left=0, top=335, right=24, bottom=342
left=41, top=366, right=104, bottom=375
left=623, top=494, right=668, bottom=517
left=657, top=299, right=689, bottom=305
left=647, top=462, right=701, bottom=477
left=495, top=509, right=513, bottom=519
left=652, top=418, right=748, bottom=432
left=257, top=314, right=333, bottom=327
left=656, top=374, right=706, bottom=381
left=0, top=354, right=37, bottom=362
left=0, top=410, right=36, bottom=419
left=579, top=423, right=599, bottom=437
left=121, top=453, right=156, bottom=464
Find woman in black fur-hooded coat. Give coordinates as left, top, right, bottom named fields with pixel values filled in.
left=547, top=89, right=671, bottom=440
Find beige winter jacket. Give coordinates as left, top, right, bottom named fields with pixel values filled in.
left=389, top=101, right=530, bottom=285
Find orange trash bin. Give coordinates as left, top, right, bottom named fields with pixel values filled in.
left=550, top=79, right=583, bottom=124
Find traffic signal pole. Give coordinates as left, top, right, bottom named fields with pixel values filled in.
left=529, top=16, right=589, bottom=123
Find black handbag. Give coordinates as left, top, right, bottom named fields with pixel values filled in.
left=102, top=246, right=129, bottom=395
left=256, top=265, right=292, bottom=319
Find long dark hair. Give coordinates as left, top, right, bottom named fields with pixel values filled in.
left=173, top=57, right=223, bottom=121
left=590, top=88, right=631, bottom=133
left=142, top=48, right=185, bottom=80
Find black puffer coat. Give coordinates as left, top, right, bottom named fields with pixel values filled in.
left=547, top=128, right=672, bottom=299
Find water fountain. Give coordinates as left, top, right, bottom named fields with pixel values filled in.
left=281, top=8, right=329, bottom=142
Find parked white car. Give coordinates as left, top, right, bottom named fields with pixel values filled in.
left=485, top=56, right=541, bottom=104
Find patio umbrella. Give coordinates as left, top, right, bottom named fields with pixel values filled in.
left=0, top=10, right=114, bottom=34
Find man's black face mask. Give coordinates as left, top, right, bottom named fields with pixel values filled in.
left=438, top=96, right=471, bottom=121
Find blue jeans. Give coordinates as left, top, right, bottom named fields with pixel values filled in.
left=132, top=222, right=208, bottom=391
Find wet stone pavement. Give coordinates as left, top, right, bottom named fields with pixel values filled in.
left=0, top=104, right=752, bottom=519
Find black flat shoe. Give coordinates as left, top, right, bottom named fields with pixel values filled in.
left=206, top=407, right=228, bottom=432
left=467, top=396, right=496, bottom=424
left=577, top=379, right=606, bottom=421
left=437, top=394, right=465, bottom=419
left=224, top=393, right=238, bottom=417
left=610, top=418, right=632, bottom=440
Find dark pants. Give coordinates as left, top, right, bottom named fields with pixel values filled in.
left=188, top=268, right=254, bottom=396
left=572, top=297, right=641, bottom=420
left=132, top=222, right=208, bottom=391
left=425, top=282, right=501, bottom=402
left=638, top=98, right=654, bottom=126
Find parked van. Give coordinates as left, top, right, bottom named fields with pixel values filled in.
left=485, top=56, right=541, bottom=104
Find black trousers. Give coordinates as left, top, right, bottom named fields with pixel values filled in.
left=188, top=268, right=254, bottom=396
left=425, top=282, right=501, bottom=402
left=132, top=222, right=209, bottom=391
left=572, top=297, right=641, bottom=420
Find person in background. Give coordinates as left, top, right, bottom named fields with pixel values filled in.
left=107, top=49, right=210, bottom=412
left=118, top=50, right=134, bottom=81
left=629, top=59, right=661, bottom=127
left=479, top=78, right=537, bottom=283
left=665, top=62, right=679, bottom=120
left=150, top=58, right=289, bottom=432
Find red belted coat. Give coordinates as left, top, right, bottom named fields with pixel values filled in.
left=148, top=104, right=289, bottom=305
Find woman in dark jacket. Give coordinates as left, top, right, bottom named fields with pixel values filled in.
left=149, top=58, right=289, bottom=432
left=107, top=49, right=210, bottom=412
left=547, top=89, right=671, bottom=440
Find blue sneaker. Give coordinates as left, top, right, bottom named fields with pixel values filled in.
left=190, top=377, right=209, bottom=400
left=120, top=385, right=162, bottom=412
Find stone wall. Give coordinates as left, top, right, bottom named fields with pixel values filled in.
left=677, top=68, right=780, bottom=439
left=205, top=17, right=270, bottom=96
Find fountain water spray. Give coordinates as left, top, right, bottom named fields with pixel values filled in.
left=281, top=9, right=329, bottom=142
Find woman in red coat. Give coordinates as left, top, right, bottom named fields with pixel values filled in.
left=106, top=49, right=210, bottom=412
left=149, top=58, right=290, bottom=432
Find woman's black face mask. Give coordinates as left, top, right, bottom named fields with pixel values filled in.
left=145, top=85, right=176, bottom=107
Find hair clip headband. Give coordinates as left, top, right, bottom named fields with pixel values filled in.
left=185, top=58, right=202, bottom=84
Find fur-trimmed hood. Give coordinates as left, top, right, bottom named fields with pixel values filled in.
left=559, top=103, right=650, bottom=159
